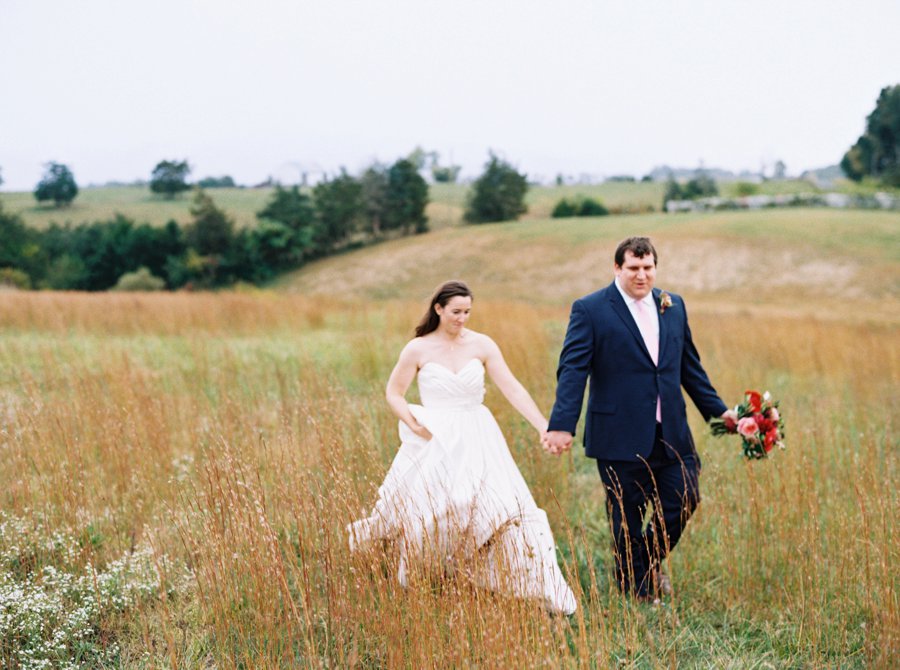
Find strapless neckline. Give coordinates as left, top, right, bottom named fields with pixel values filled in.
left=420, top=358, right=483, bottom=376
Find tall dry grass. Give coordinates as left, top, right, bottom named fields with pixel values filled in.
left=0, top=291, right=896, bottom=667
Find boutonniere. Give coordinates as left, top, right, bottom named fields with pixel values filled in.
left=659, top=291, right=673, bottom=315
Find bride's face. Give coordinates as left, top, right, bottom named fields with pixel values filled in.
left=435, top=296, right=472, bottom=335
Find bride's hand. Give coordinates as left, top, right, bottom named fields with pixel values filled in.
left=540, top=429, right=557, bottom=455
left=412, top=424, right=433, bottom=441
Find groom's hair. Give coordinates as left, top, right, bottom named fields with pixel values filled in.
left=614, top=237, right=658, bottom=267
left=415, top=280, right=473, bottom=337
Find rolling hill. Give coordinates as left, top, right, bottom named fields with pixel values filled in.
left=275, top=208, right=900, bottom=321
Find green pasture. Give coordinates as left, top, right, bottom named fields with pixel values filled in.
left=1, top=185, right=275, bottom=230
left=2, top=178, right=844, bottom=231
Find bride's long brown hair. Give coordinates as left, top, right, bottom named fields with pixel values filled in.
left=415, top=280, right=473, bottom=337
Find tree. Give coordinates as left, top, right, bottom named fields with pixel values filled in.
left=0, top=201, right=37, bottom=279
left=313, top=171, right=363, bottom=251
left=34, top=162, right=78, bottom=207
left=128, top=220, right=186, bottom=284
left=841, top=84, right=900, bottom=186
left=184, top=188, right=234, bottom=256
left=150, top=160, right=192, bottom=198
left=464, top=153, right=528, bottom=223
left=175, top=189, right=236, bottom=287
left=662, top=175, right=683, bottom=210
left=682, top=171, right=718, bottom=199
left=257, top=184, right=315, bottom=231
left=253, top=185, right=316, bottom=270
left=360, top=164, right=389, bottom=236
left=65, top=216, right=143, bottom=290
left=385, top=158, right=429, bottom=234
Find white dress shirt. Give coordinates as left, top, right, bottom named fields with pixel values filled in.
left=614, top=278, right=659, bottom=347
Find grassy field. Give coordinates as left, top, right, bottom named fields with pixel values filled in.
left=277, top=208, right=900, bottom=310
left=1, top=178, right=842, bottom=231
left=0, top=185, right=274, bottom=230
left=0, top=208, right=898, bottom=667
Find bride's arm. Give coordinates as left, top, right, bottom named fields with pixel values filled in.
left=482, top=336, right=547, bottom=435
left=385, top=341, right=433, bottom=440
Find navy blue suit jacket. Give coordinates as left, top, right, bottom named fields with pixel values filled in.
left=548, top=282, right=727, bottom=461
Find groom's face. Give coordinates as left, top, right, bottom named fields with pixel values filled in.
left=615, top=251, right=656, bottom=300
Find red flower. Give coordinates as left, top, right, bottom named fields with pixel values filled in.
left=755, top=416, right=773, bottom=433
left=745, top=390, right=763, bottom=413
left=764, top=428, right=779, bottom=452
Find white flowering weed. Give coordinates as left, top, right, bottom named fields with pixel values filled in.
left=0, top=512, right=185, bottom=669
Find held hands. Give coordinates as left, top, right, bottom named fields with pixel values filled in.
left=541, top=430, right=573, bottom=456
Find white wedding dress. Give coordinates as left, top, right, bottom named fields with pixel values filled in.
left=348, top=358, right=577, bottom=615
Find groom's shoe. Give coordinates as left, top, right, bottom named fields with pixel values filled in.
left=650, top=569, right=673, bottom=598
left=658, top=572, right=673, bottom=596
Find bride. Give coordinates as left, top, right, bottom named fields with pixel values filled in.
left=348, top=280, right=577, bottom=615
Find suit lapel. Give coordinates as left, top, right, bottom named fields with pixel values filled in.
left=654, top=288, right=668, bottom=365
left=608, top=283, right=654, bottom=364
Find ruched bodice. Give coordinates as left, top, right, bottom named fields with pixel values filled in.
left=348, top=358, right=577, bottom=615
left=417, top=359, right=486, bottom=410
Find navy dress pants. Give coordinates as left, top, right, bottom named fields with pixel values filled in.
left=596, top=425, right=700, bottom=598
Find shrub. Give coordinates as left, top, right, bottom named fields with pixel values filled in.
left=0, top=267, right=31, bottom=289
left=734, top=181, right=760, bottom=197
left=551, top=198, right=578, bottom=218
left=0, top=512, right=185, bottom=669
left=551, top=196, right=608, bottom=218
left=577, top=197, right=609, bottom=216
left=431, top=165, right=461, bottom=183
left=197, top=175, right=236, bottom=188
left=112, top=266, right=166, bottom=291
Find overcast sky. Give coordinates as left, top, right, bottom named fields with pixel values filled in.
left=2, top=0, right=898, bottom=190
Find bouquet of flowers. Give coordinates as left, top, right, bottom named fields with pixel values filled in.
left=710, top=390, right=785, bottom=460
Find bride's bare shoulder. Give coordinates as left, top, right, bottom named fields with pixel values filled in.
left=399, top=336, right=437, bottom=364
left=464, top=330, right=498, bottom=353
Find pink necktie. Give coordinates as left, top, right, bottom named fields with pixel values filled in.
left=634, top=300, right=662, bottom=422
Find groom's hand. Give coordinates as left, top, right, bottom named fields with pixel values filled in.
left=720, top=408, right=739, bottom=429
left=719, top=409, right=737, bottom=423
left=544, top=430, right=573, bottom=456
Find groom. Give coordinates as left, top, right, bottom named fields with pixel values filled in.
left=544, top=236, right=736, bottom=601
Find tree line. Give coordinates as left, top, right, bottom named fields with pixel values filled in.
left=0, top=158, right=429, bottom=290
left=0, top=152, right=536, bottom=290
